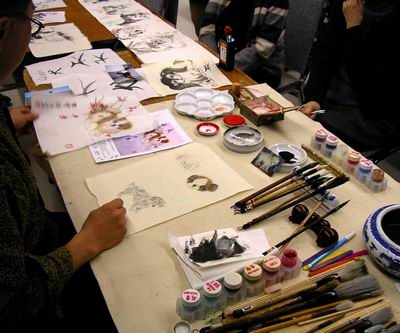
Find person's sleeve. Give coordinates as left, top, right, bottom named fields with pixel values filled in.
left=199, top=0, right=219, bottom=52
left=304, top=0, right=344, bottom=106
left=0, top=184, right=73, bottom=323
left=342, top=24, right=400, bottom=119
left=235, top=0, right=289, bottom=72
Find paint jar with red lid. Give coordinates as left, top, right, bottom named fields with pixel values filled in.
left=279, top=248, right=302, bottom=280
left=176, top=288, right=204, bottom=322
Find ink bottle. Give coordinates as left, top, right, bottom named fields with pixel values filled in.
left=262, top=255, right=282, bottom=293
left=201, top=280, right=226, bottom=315
left=219, top=25, right=236, bottom=71
left=366, top=168, right=388, bottom=193
left=279, top=248, right=302, bottom=280
left=310, top=128, right=328, bottom=151
left=354, top=159, right=373, bottom=184
left=343, top=150, right=361, bottom=174
left=243, top=264, right=264, bottom=297
left=176, top=289, right=204, bottom=322
left=321, top=135, right=338, bottom=158
left=223, top=272, right=246, bottom=305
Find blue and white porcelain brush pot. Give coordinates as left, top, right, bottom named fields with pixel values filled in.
left=363, top=204, right=400, bottom=278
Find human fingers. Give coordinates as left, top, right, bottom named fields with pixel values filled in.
left=23, top=111, right=39, bottom=122
left=104, top=198, right=124, bottom=209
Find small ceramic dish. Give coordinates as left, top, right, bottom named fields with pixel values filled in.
left=223, top=126, right=264, bottom=153
left=196, top=122, right=220, bottom=136
left=175, top=87, right=235, bottom=121
left=270, top=143, right=307, bottom=173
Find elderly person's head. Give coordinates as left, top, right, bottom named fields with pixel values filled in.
left=0, top=0, right=33, bottom=80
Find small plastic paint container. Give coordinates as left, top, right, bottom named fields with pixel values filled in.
left=354, top=159, right=374, bottom=184
left=366, top=168, right=388, bottom=193
left=171, top=320, right=192, bottom=333
left=201, top=280, right=226, bottom=315
left=176, top=288, right=204, bottom=322
left=223, top=272, right=246, bottom=305
left=331, top=144, right=349, bottom=165
left=343, top=150, right=361, bottom=174
left=262, top=256, right=281, bottom=290
left=243, top=264, right=264, bottom=297
left=223, top=114, right=246, bottom=128
left=310, top=128, right=328, bottom=151
left=321, top=135, right=338, bottom=158
left=280, top=248, right=302, bottom=280
left=196, top=122, right=219, bottom=136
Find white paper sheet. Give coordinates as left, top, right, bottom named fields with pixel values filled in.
left=33, top=11, right=66, bottom=24
left=33, top=0, right=66, bottom=11
left=142, top=58, right=232, bottom=96
left=29, top=23, right=92, bottom=58
left=32, top=93, right=155, bottom=155
left=26, top=49, right=126, bottom=85
left=169, top=229, right=268, bottom=289
left=86, top=143, right=253, bottom=235
left=77, top=0, right=218, bottom=64
left=51, top=70, right=159, bottom=101
left=89, top=109, right=193, bottom=163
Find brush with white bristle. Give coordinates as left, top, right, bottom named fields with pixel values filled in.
left=335, top=306, right=393, bottom=333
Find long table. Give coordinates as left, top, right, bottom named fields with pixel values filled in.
left=43, top=84, right=400, bottom=332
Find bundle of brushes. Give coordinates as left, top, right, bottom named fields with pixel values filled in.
left=232, top=162, right=349, bottom=230
left=200, top=261, right=384, bottom=333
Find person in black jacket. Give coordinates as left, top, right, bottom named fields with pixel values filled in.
left=301, top=0, right=400, bottom=153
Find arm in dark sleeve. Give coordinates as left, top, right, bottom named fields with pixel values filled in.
left=199, top=0, right=220, bottom=52
left=0, top=185, right=73, bottom=325
left=304, top=0, right=345, bottom=106
left=235, top=0, right=289, bottom=72
left=342, top=19, right=400, bottom=120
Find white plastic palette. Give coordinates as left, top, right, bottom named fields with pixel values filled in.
left=175, top=88, right=235, bottom=121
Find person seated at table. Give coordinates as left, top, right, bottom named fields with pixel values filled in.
left=199, top=0, right=289, bottom=88
left=0, top=1, right=127, bottom=331
left=301, top=0, right=400, bottom=153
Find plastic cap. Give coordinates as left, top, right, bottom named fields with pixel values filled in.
left=315, top=128, right=328, bottom=140
left=223, top=272, right=243, bottom=290
left=181, top=289, right=201, bottom=306
left=243, top=264, right=262, bottom=281
left=203, top=280, right=222, bottom=298
left=224, top=25, right=233, bottom=34
left=326, top=135, right=338, bottom=145
left=360, top=159, right=373, bottom=170
left=262, top=256, right=281, bottom=272
left=347, top=151, right=361, bottom=163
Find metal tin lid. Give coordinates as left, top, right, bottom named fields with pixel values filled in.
left=262, top=255, right=281, bottom=272
left=223, top=114, right=246, bottom=127
left=223, top=126, right=264, bottom=153
left=181, top=289, right=201, bottom=307
left=244, top=264, right=263, bottom=281
left=172, top=320, right=191, bottom=333
left=196, top=122, right=219, bottom=136
left=203, top=280, right=222, bottom=298
left=223, top=272, right=243, bottom=290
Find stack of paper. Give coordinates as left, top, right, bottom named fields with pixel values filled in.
left=169, top=228, right=268, bottom=289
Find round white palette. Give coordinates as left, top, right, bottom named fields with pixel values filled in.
left=175, top=88, right=235, bottom=121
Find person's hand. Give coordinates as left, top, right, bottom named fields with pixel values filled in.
left=78, top=198, right=127, bottom=255
left=9, top=107, right=38, bottom=133
left=343, top=0, right=364, bottom=29
left=300, top=101, right=321, bottom=119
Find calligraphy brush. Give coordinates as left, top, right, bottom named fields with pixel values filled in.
left=262, top=199, right=350, bottom=255
left=239, top=175, right=349, bottom=230
left=239, top=167, right=328, bottom=212
left=200, top=275, right=378, bottom=333
left=247, top=302, right=354, bottom=332
left=280, top=193, right=329, bottom=251
left=299, top=297, right=385, bottom=326
left=232, top=162, right=319, bottom=210
left=333, top=306, right=393, bottom=333
left=225, top=260, right=367, bottom=320
left=304, top=314, right=347, bottom=333
left=242, top=175, right=330, bottom=213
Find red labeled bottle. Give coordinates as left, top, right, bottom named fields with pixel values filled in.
left=219, top=25, right=236, bottom=71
